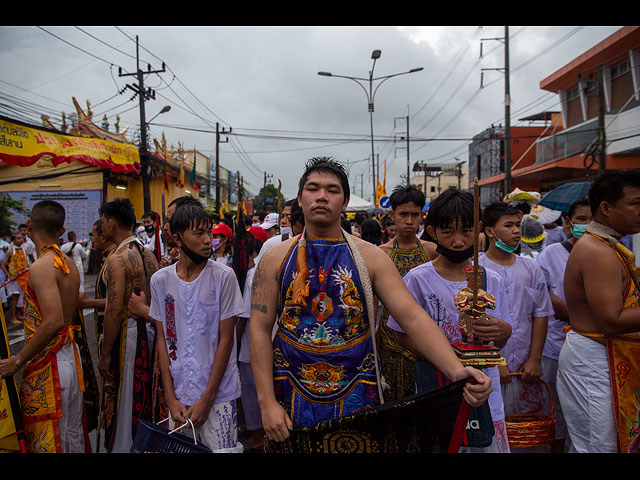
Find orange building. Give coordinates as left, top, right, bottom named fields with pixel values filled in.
left=470, top=26, right=640, bottom=203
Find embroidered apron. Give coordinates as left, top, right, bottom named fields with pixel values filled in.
left=273, top=237, right=380, bottom=428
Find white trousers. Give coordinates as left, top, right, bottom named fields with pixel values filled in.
left=557, top=330, right=617, bottom=453
left=169, top=400, right=243, bottom=453
left=57, top=342, right=85, bottom=453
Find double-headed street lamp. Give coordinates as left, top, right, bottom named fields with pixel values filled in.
left=319, top=50, right=423, bottom=201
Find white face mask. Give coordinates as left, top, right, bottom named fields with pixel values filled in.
left=280, top=226, right=292, bottom=235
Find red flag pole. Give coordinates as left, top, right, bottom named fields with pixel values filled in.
left=155, top=214, right=162, bottom=264
left=0, top=269, right=28, bottom=289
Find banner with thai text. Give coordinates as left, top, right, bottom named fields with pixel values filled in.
left=0, top=117, right=140, bottom=173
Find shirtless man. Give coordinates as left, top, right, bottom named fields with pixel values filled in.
left=250, top=157, right=492, bottom=444
left=559, top=169, right=640, bottom=453
left=97, top=198, right=158, bottom=453
left=0, top=200, right=84, bottom=452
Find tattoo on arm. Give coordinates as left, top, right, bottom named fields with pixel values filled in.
left=251, top=303, right=267, bottom=313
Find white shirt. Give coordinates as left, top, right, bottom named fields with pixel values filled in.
left=536, top=242, right=571, bottom=360
left=61, top=241, right=87, bottom=291
left=477, top=252, right=554, bottom=372
left=148, top=259, right=244, bottom=405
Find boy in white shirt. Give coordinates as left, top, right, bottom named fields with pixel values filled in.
left=148, top=201, right=245, bottom=452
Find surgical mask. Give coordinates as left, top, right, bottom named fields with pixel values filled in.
left=571, top=223, right=587, bottom=239
left=280, top=226, right=292, bottom=235
left=489, top=229, right=519, bottom=253
left=495, top=239, right=519, bottom=254
left=211, top=238, right=221, bottom=250
left=435, top=243, right=474, bottom=264
left=179, top=235, right=209, bottom=265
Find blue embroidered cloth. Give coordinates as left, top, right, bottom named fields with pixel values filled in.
left=273, top=237, right=380, bottom=427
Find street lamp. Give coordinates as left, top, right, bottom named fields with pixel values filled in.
left=147, top=105, right=171, bottom=124
left=319, top=50, right=423, bottom=202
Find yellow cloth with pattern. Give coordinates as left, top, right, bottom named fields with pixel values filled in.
left=582, top=232, right=640, bottom=453
left=19, top=244, right=82, bottom=453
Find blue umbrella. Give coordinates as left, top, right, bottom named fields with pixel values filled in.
left=538, top=182, right=590, bottom=213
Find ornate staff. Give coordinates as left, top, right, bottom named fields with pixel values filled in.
left=472, top=177, right=480, bottom=311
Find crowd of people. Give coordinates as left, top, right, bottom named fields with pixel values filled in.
left=1, top=156, right=640, bottom=454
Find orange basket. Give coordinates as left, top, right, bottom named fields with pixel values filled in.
left=504, top=373, right=556, bottom=448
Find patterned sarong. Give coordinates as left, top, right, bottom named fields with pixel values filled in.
left=273, top=236, right=380, bottom=428
left=376, top=238, right=430, bottom=400
left=100, top=238, right=154, bottom=452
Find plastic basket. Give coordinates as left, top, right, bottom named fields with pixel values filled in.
left=504, top=373, right=556, bottom=448
left=130, top=418, right=212, bottom=453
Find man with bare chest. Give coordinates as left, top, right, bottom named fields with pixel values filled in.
left=250, top=157, right=492, bottom=446
left=97, top=198, right=158, bottom=453
left=559, top=169, right=640, bottom=453
left=0, top=200, right=84, bottom=452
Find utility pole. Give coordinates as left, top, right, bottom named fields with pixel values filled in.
left=215, top=122, right=231, bottom=213
left=264, top=171, right=273, bottom=189
left=119, top=35, right=166, bottom=214
left=394, top=113, right=412, bottom=186
left=504, top=26, right=512, bottom=195
left=597, top=64, right=607, bottom=172
left=481, top=26, right=511, bottom=197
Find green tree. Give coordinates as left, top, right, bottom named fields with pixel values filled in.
left=0, top=193, right=30, bottom=237
left=253, top=184, right=285, bottom=213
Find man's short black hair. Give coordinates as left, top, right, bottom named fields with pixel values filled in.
left=168, top=195, right=200, bottom=210
left=170, top=202, right=213, bottom=238
left=30, top=200, right=66, bottom=236
left=568, top=197, right=590, bottom=219
left=142, top=211, right=158, bottom=221
left=481, top=202, right=520, bottom=230
left=390, top=184, right=426, bottom=210
left=427, top=188, right=477, bottom=231
left=588, top=169, right=640, bottom=215
left=298, top=156, right=350, bottom=203
left=18, top=223, right=27, bottom=230
left=290, top=199, right=305, bottom=227
left=93, top=219, right=104, bottom=236
left=100, top=198, right=137, bottom=230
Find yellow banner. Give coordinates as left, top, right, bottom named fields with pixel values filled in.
left=0, top=117, right=140, bottom=173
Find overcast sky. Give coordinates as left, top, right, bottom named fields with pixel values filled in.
left=0, top=26, right=622, bottom=201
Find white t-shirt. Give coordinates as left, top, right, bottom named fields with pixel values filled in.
left=61, top=241, right=87, bottom=291
left=148, top=259, right=244, bottom=405
left=536, top=242, right=571, bottom=360
left=477, top=252, right=554, bottom=372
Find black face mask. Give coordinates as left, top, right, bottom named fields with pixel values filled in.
left=435, top=243, right=474, bottom=264
left=144, top=224, right=155, bottom=235
left=179, top=235, right=209, bottom=265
